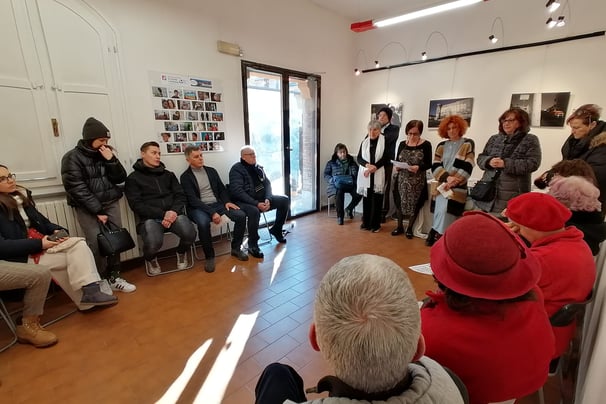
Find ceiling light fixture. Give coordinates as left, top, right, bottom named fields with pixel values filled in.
left=546, top=0, right=561, bottom=13
left=546, top=17, right=557, bottom=28
left=354, top=68, right=361, bottom=76
left=351, top=0, right=487, bottom=32
left=421, top=31, right=449, bottom=62
left=488, top=16, right=504, bottom=45
left=556, top=15, right=566, bottom=27
left=375, top=60, right=380, bottom=68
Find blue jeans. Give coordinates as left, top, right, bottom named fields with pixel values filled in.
left=187, top=203, right=247, bottom=259
left=137, top=215, right=196, bottom=261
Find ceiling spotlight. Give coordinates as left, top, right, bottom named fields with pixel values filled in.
left=354, top=68, right=361, bottom=76
left=374, top=60, right=380, bottom=68
left=488, top=34, right=498, bottom=44
left=421, top=51, right=427, bottom=61
left=556, top=16, right=565, bottom=27
left=546, top=17, right=557, bottom=28
left=546, top=0, right=561, bottom=13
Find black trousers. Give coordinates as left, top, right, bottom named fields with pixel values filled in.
left=362, top=190, right=384, bottom=230
left=238, top=194, right=289, bottom=248
left=334, top=185, right=362, bottom=219
left=255, top=363, right=307, bottom=404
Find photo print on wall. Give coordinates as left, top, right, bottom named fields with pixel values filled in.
left=427, top=97, right=474, bottom=128
left=150, top=71, right=226, bottom=154
left=511, top=92, right=570, bottom=127
left=370, top=103, right=404, bottom=127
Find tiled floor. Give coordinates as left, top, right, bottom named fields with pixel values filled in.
left=0, top=212, right=562, bottom=403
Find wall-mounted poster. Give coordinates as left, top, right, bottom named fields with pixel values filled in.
left=370, top=103, right=403, bottom=127
left=428, top=97, right=474, bottom=128
left=149, top=71, right=225, bottom=154
left=510, top=92, right=570, bottom=127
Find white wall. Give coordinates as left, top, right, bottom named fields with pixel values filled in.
left=86, top=0, right=356, bottom=179
left=349, top=0, right=606, bottom=180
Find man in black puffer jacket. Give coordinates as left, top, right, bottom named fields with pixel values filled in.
left=125, top=141, right=196, bottom=275
left=61, top=117, right=136, bottom=293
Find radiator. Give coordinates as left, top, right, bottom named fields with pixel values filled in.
left=35, top=198, right=142, bottom=261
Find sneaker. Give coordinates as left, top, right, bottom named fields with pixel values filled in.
left=146, top=258, right=162, bottom=275
left=176, top=252, right=189, bottom=270
left=81, top=282, right=119, bottom=306
left=110, top=277, right=136, bottom=293
left=204, top=257, right=216, bottom=273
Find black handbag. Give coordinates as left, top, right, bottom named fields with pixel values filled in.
left=470, top=172, right=500, bottom=202
left=97, top=221, right=135, bottom=256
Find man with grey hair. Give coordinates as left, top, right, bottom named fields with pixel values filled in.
left=254, top=254, right=468, bottom=404
left=228, top=145, right=290, bottom=259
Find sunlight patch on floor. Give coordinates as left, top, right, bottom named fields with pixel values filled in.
left=193, top=311, right=260, bottom=404
left=155, top=339, right=213, bottom=404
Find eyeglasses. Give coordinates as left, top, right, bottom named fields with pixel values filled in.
left=501, top=118, right=517, bottom=123
left=0, top=173, right=16, bottom=183
left=242, top=153, right=256, bottom=156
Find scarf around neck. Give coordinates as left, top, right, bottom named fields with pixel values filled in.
left=357, top=135, right=385, bottom=196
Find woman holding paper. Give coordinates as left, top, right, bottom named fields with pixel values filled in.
left=392, top=120, right=432, bottom=238
left=426, top=115, right=475, bottom=246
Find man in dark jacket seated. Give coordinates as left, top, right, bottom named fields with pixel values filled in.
left=125, top=142, right=196, bottom=275
left=228, top=146, right=290, bottom=259
left=180, top=146, right=248, bottom=273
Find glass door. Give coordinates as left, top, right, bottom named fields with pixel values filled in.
left=242, top=61, right=320, bottom=218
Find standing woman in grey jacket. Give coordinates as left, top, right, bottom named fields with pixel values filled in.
left=474, top=108, right=541, bottom=216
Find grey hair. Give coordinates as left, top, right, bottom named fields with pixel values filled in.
left=240, top=145, right=254, bottom=157
left=313, top=254, right=421, bottom=393
left=367, top=119, right=382, bottom=131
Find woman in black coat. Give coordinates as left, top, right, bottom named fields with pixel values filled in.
left=323, top=143, right=362, bottom=225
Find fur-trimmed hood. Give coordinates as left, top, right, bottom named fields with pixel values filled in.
left=590, top=131, right=606, bottom=149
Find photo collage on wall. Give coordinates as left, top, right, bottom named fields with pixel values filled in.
left=150, top=71, right=225, bottom=154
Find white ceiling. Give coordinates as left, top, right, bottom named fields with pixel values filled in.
left=309, top=0, right=452, bottom=22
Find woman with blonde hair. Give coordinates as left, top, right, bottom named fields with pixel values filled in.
left=426, top=115, right=475, bottom=246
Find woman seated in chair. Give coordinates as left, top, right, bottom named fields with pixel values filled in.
left=0, top=164, right=117, bottom=316
left=1, top=260, right=58, bottom=348
left=324, top=143, right=362, bottom=225
left=421, top=211, right=554, bottom=404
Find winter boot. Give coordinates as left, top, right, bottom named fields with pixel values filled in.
left=81, top=282, right=118, bottom=306
left=16, top=316, right=58, bottom=348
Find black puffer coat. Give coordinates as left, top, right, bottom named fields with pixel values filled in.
left=61, top=140, right=126, bottom=214
left=323, top=154, right=359, bottom=197
left=124, top=159, right=186, bottom=222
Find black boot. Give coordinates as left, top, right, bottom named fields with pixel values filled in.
left=81, top=282, right=118, bottom=306
left=425, top=229, right=437, bottom=246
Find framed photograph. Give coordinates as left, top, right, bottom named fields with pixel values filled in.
left=427, top=97, right=474, bottom=128
left=370, top=103, right=403, bottom=127
left=540, top=92, right=570, bottom=127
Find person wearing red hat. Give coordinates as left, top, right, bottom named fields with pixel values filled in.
left=505, top=192, right=596, bottom=360
left=421, top=211, right=554, bottom=404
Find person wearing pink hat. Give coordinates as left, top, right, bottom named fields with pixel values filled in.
left=505, top=192, right=596, bottom=361
left=421, top=211, right=554, bottom=404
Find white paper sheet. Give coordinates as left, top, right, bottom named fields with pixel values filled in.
left=408, top=263, right=433, bottom=275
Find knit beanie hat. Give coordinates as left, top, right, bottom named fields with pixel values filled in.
left=82, top=117, right=111, bottom=140
left=506, top=192, right=571, bottom=231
